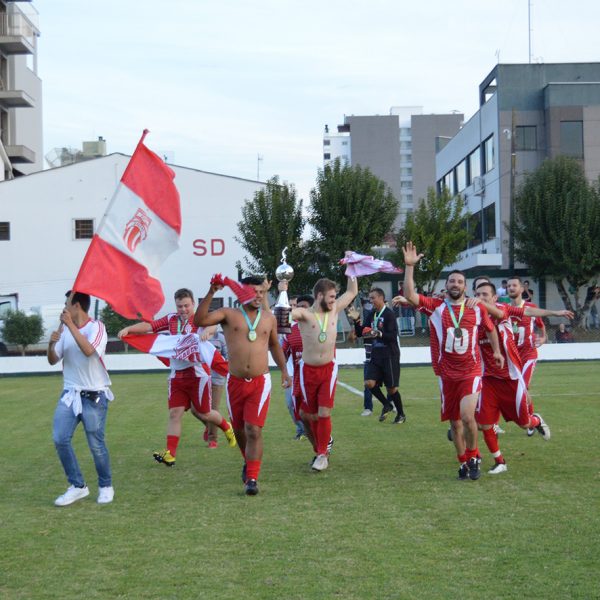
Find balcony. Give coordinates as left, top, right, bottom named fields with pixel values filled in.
left=0, top=10, right=36, bottom=54
left=5, top=144, right=35, bottom=163
left=0, top=89, right=34, bottom=109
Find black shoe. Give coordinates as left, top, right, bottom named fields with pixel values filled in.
left=327, top=435, right=334, bottom=454
left=241, top=462, right=247, bottom=484
left=379, top=403, right=394, bottom=422
left=447, top=427, right=453, bottom=442
left=393, top=414, right=406, bottom=424
left=468, top=457, right=482, bottom=481
left=245, top=479, right=259, bottom=496
left=457, top=462, right=469, bottom=480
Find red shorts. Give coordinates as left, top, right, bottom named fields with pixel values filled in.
left=226, top=373, right=271, bottom=429
left=438, top=376, right=481, bottom=421
left=299, top=360, right=338, bottom=414
left=522, top=359, right=537, bottom=388
left=168, top=374, right=212, bottom=413
left=477, top=376, right=530, bottom=427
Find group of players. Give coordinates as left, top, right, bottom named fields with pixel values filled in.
left=48, top=242, right=573, bottom=505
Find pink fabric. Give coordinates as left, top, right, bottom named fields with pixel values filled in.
left=339, top=251, right=403, bottom=278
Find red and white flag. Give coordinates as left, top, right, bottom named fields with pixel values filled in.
left=73, top=130, right=181, bottom=320
left=123, top=333, right=229, bottom=376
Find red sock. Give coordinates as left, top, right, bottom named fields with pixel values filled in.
left=167, top=435, right=179, bottom=456
left=246, top=459, right=261, bottom=481
left=483, top=428, right=500, bottom=454
left=465, top=447, right=478, bottom=461
left=529, top=414, right=541, bottom=428
left=310, top=420, right=319, bottom=452
left=316, top=416, right=331, bottom=455
left=458, top=452, right=467, bottom=464
left=218, top=418, right=230, bottom=432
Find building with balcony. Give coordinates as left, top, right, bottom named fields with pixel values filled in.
left=436, top=62, right=600, bottom=275
left=0, top=0, right=42, bottom=179
left=323, top=107, right=463, bottom=228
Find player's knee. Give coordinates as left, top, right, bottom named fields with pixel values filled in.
left=364, top=380, right=375, bottom=389
left=244, top=424, right=261, bottom=441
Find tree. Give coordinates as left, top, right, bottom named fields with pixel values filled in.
left=510, top=156, right=600, bottom=327
left=235, top=176, right=313, bottom=293
left=393, top=187, right=471, bottom=293
left=308, top=159, right=399, bottom=286
left=100, top=305, right=138, bottom=338
left=0, top=310, right=44, bottom=355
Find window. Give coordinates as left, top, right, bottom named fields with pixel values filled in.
left=483, top=203, right=496, bottom=240
left=468, top=211, right=482, bottom=248
left=0, top=221, right=9, bottom=241
left=483, top=135, right=494, bottom=173
left=74, top=219, right=94, bottom=240
left=323, top=139, right=331, bottom=146
left=515, top=126, right=537, bottom=151
left=560, top=121, right=583, bottom=159
left=443, top=170, right=455, bottom=195
left=456, top=160, right=467, bottom=192
left=341, top=141, right=348, bottom=146
left=323, top=153, right=331, bottom=160
left=400, top=167, right=412, bottom=177
left=468, top=147, right=481, bottom=182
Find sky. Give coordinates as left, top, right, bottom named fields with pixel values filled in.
left=33, top=0, right=600, bottom=201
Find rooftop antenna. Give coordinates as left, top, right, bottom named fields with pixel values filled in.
left=528, top=0, right=533, bottom=63
left=257, top=153, right=263, bottom=180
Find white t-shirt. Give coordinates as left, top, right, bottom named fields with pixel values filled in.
left=55, top=319, right=111, bottom=390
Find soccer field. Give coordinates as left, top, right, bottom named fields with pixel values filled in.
left=1, top=362, right=599, bottom=600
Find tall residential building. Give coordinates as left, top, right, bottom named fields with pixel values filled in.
left=436, top=62, right=600, bottom=274
left=323, top=107, right=463, bottom=227
left=0, top=1, right=42, bottom=180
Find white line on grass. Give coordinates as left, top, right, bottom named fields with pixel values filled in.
left=337, top=380, right=364, bottom=397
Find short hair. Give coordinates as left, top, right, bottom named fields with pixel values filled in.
left=446, top=269, right=466, bottom=283
left=241, top=275, right=264, bottom=286
left=296, top=294, right=314, bottom=307
left=501, top=279, right=507, bottom=284
left=476, top=281, right=497, bottom=295
left=472, top=276, right=490, bottom=291
left=66, top=290, right=90, bottom=312
left=313, top=278, right=336, bottom=298
left=507, top=275, right=523, bottom=284
left=369, top=287, right=386, bottom=300
left=174, top=288, right=194, bottom=302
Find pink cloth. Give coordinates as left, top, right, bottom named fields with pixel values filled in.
left=339, top=251, right=403, bottom=278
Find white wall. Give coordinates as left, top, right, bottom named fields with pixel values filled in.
left=0, top=154, right=264, bottom=314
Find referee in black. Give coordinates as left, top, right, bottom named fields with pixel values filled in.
left=357, top=288, right=405, bottom=424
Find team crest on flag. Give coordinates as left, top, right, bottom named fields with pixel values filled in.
left=173, top=334, right=201, bottom=363
left=123, top=208, right=152, bottom=253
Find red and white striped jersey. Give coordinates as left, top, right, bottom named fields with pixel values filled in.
left=506, top=302, right=544, bottom=363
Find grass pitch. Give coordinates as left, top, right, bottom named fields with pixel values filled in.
left=1, top=362, right=599, bottom=599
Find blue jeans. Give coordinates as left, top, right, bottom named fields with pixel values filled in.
left=363, top=363, right=373, bottom=410
left=53, top=391, right=112, bottom=488
left=284, top=386, right=305, bottom=436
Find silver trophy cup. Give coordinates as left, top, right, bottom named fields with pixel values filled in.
left=274, top=247, right=294, bottom=334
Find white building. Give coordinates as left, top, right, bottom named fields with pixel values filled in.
left=0, top=1, right=42, bottom=179
left=0, top=153, right=264, bottom=315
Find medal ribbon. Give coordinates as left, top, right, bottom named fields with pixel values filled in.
left=314, top=311, right=329, bottom=340
left=444, top=299, right=465, bottom=331
left=240, top=306, right=261, bottom=337
left=373, top=306, right=385, bottom=331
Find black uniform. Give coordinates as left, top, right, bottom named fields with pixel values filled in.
left=361, top=306, right=400, bottom=388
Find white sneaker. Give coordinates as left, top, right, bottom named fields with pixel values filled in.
left=97, top=486, right=115, bottom=504
left=533, top=413, right=551, bottom=441
left=311, top=454, right=329, bottom=472
left=54, top=485, right=90, bottom=506
left=488, top=462, right=508, bottom=475
left=493, top=423, right=505, bottom=434
left=360, top=409, right=373, bottom=416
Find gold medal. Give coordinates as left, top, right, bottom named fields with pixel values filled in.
left=318, top=332, right=327, bottom=343
left=454, top=327, right=463, bottom=338
left=248, top=330, right=257, bottom=342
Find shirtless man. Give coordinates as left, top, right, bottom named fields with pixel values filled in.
left=194, top=276, right=291, bottom=495
left=289, top=275, right=358, bottom=472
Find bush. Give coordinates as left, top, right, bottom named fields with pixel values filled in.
left=0, top=310, right=44, bottom=356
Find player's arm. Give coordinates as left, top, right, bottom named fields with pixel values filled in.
left=466, top=297, right=504, bottom=320
left=290, top=306, right=310, bottom=322
left=47, top=325, right=62, bottom=365
left=61, top=309, right=96, bottom=357
left=117, top=321, right=152, bottom=339
left=268, top=316, right=292, bottom=388
left=336, top=275, right=359, bottom=311
left=194, top=283, right=228, bottom=327
left=199, top=325, right=218, bottom=341
left=401, top=242, right=423, bottom=306
left=485, top=324, right=504, bottom=369
left=261, top=278, right=273, bottom=312
left=524, top=306, right=575, bottom=320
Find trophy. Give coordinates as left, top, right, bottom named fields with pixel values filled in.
left=274, top=247, right=294, bottom=334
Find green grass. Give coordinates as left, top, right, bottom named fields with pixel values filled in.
left=1, top=362, right=599, bottom=600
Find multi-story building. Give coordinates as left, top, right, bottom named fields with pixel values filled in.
left=0, top=0, right=42, bottom=180
left=436, top=62, right=600, bottom=277
left=324, top=107, right=463, bottom=227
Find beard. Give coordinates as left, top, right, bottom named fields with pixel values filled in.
left=447, top=288, right=463, bottom=300
left=320, top=298, right=332, bottom=312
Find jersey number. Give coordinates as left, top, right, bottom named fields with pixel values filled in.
left=444, top=328, right=469, bottom=354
